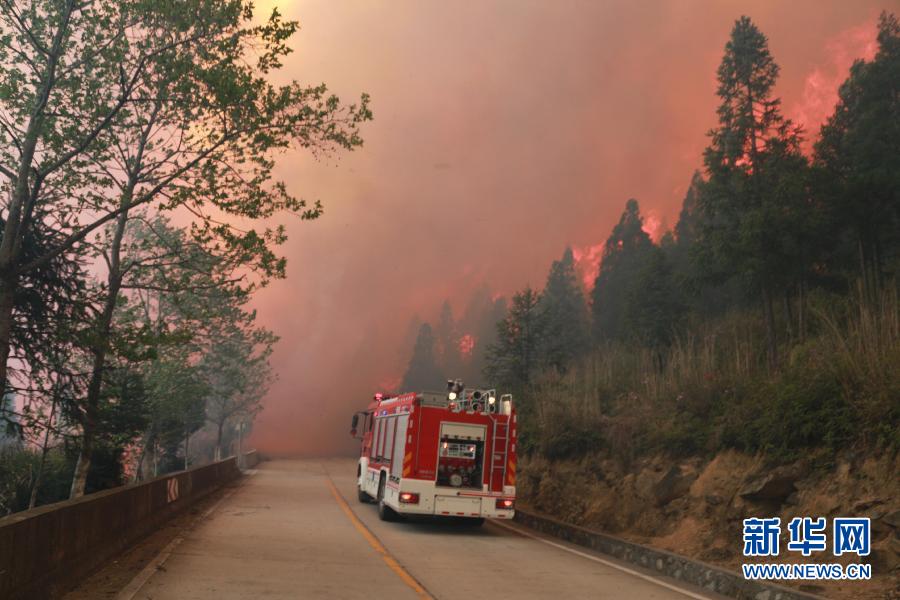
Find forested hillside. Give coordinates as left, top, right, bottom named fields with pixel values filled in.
left=402, top=13, right=898, bottom=461
left=397, top=15, right=899, bottom=589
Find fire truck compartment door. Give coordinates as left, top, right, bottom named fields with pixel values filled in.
left=434, top=495, right=482, bottom=515
left=439, top=423, right=485, bottom=441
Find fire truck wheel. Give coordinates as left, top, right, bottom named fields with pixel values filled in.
left=377, top=476, right=397, bottom=522
left=464, top=517, right=485, bottom=527
left=357, top=485, right=370, bottom=503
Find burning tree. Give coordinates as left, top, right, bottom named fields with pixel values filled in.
left=694, top=16, right=811, bottom=368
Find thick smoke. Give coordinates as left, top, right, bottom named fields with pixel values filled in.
left=246, top=0, right=885, bottom=456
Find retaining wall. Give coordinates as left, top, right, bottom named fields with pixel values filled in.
left=0, top=456, right=245, bottom=599
left=514, top=508, right=821, bottom=600
left=243, top=449, right=260, bottom=468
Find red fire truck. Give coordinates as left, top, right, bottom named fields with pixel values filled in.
left=350, top=380, right=516, bottom=524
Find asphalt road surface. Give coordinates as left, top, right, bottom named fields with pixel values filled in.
left=68, top=458, right=725, bottom=600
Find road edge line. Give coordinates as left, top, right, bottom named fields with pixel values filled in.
left=490, top=519, right=715, bottom=600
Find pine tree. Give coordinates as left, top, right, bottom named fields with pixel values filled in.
left=674, top=171, right=704, bottom=249
left=814, top=12, right=900, bottom=297
left=401, top=323, right=444, bottom=391
left=541, top=247, right=590, bottom=370
left=471, top=296, right=507, bottom=385
left=485, top=288, right=544, bottom=389
left=625, top=247, right=684, bottom=349
left=458, top=286, right=494, bottom=384
left=591, top=199, right=654, bottom=342
left=695, top=16, right=809, bottom=368
left=435, top=300, right=462, bottom=378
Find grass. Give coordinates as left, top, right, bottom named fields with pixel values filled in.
left=520, top=283, right=900, bottom=464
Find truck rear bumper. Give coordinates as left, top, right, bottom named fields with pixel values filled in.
left=388, top=479, right=515, bottom=519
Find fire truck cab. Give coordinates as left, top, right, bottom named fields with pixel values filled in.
left=350, top=381, right=516, bottom=523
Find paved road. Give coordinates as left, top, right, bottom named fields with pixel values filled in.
left=88, top=459, right=722, bottom=599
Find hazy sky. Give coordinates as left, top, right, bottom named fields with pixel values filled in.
left=245, top=0, right=890, bottom=455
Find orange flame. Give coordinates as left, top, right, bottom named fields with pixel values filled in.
left=572, top=243, right=603, bottom=290
left=458, top=333, right=476, bottom=358
left=641, top=210, right=664, bottom=243
left=791, top=20, right=878, bottom=149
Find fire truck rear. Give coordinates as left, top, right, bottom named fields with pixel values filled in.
left=350, top=380, right=516, bottom=523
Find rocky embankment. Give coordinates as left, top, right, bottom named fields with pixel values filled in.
left=520, top=451, right=900, bottom=599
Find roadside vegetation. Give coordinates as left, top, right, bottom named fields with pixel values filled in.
left=0, top=0, right=371, bottom=514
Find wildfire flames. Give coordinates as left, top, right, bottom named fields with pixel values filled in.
left=240, top=3, right=884, bottom=457
left=572, top=244, right=603, bottom=291
left=459, top=333, right=476, bottom=358
left=791, top=20, right=878, bottom=149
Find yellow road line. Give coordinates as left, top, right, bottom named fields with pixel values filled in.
left=326, top=477, right=433, bottom=599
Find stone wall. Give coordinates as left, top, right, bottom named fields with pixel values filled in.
left=514, top=508, right=821, bottom=600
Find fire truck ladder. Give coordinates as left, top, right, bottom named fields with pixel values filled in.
left=489, top=416, right=509, bottom=491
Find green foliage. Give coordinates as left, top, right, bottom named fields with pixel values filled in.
left=485, top=287, right=544, bottom=390
left=537, top=402, right=604, bottom=461
left=0, top=445, right=33, bottom=515
left=591, top=199, right=654, bottom=343
left=434, top=301, right=461, bottom=380
left=625, top=246, right=684, bottom=349
left=401, top=323, right=445, bottom=392
left=541, top=248, right=590, bottom=370
left=721, top=367, right=851, bottom=460
left=694, top=15, right=812, bottom=368
left=0, top=0, right=373, bottom=500
left=516, top=284, right=899, bottom=464
left=0, top=446, right=74, bottom=514
left=416, top=13, right=900, bottom=473
left=457, top=287, right=507, bottom=385
left=814, top=12, right=900, bottom=292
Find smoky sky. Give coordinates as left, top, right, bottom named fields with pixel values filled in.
left=245, top=0, right=889, bottom=456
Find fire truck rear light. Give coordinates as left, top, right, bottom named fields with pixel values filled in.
left=495, top=498, right=514, bottom=510
left=399, top=492, right=419, bottom=504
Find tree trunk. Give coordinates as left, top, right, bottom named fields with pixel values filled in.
left=69, top=212, right=129, bottom=498
left=762, top=284, right=778, bottom=370
left=28, top=391, right=58, bottom=509
left=67, top=99, right=156, bottom=496
left=0, top=281, right=15, bottom=395
left=783, top=292, right=794, bottom=344
left=135, top=431, right=156, bottom=482
left=184, top=428, right=190, bottom=471
left=237, top=422, right=243, bottom=469
left=0, top=3, right=74, bottom=396
left=133, top=441, right=146, bottom=483
left=69, top=431, right=93, bottom=498
left=215, top=421, right=224, bottom=461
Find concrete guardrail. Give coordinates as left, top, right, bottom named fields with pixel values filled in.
left=0, top=453, right=255, bottom=599
left=243, top=449, right=260, bottom=469
left=514, top=508, right=821, bottom=600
